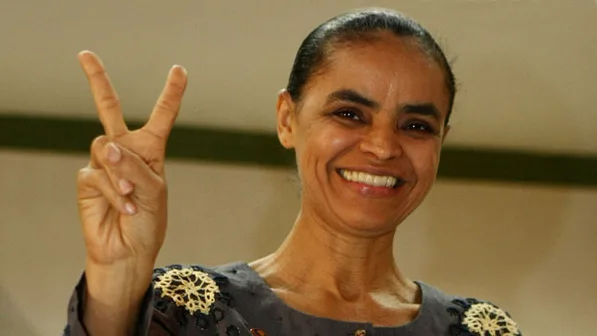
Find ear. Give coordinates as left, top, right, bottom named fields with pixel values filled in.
left=276, top=89, right=296, bottom=149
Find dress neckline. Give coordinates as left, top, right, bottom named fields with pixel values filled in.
left=234, top=262, right=431, bottom=332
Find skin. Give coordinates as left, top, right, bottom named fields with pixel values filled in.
left=76, top=51, right=187, bottom=335
left=251, top=32, right=450, bottom=326
left=75, top=31, right=450, bottom=333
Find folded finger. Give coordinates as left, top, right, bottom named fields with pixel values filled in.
left=77, top=167, right=136, bottom=215
left=94, top=141, right=163, bottom=197
left=89, top=136, right=135, bottom=196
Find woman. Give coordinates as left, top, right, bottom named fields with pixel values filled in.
left=64, top=8, right=522, bottom=336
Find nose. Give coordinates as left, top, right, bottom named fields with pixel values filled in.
left=359, top=126, right=402, bottom=161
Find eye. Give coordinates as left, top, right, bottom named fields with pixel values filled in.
left=333, top=109, right=362, bottom=122
left=404, top=121, right=436, bottom=134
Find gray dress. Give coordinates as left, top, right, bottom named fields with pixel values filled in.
left=64, top=262, right=523, bottom=335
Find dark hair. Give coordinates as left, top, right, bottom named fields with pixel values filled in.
left=286, top=8, right=457, bottom=124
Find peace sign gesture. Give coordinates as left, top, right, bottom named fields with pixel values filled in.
left=75, top=51, right=187, bottom=334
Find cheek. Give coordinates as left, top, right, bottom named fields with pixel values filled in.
left=295, top=124, right=360, bottom=194
left=302, top=123, right=357, bottom=164
left=405, top=139, right=442, bottom=182
left=325, top=133, right=353, bottom=153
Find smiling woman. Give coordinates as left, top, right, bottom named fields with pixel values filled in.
left=63, top=8, right=522, bottom=336
left=275, top=27, right=451, bottom=237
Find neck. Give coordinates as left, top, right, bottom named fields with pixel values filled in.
left=252, top=209, right=414, bottom=302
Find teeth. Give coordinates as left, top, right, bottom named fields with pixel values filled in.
left=339, top=169, right=398, bottom=188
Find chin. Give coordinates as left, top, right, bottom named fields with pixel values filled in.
left=335, top=208, right=405, bottom=237
left=333, top=193, right=414, bottom=234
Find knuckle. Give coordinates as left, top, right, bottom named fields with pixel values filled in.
left=76, top=168, right=88, bottom=182
left=77, top=167, right=95, bottom=184
left=156, top=98, right=178, bottom=113
left=88, top=68, right=107, bottom=79
left=168, top=81, right=186, bottom=96
left=90, top=135, right=108, bottom=153
left=98, top=95, right=120, bottom=111
left=154, top=177, right=167, bottom=194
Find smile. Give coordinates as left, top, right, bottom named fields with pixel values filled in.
left=337, top=169, right=403, bottom=188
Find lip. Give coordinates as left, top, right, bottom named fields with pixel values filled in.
left=336, top=166, right=406, bottom=180
left=335, top=167, right=407, bottom=198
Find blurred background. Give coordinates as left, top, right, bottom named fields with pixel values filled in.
left=1, top=0, right=596, bottom=335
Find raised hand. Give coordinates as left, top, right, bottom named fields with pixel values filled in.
left=75, top=51, right=187, bottom=334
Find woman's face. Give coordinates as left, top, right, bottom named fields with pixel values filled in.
left=277, top=33, right=451, bottom=236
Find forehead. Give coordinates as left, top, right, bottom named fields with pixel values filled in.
left=304, top=34, right=450, bottom=114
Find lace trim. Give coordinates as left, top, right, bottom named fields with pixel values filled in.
left=448, top=298, right=521, bottom=336
left=154, top=267, right=220, bottom=315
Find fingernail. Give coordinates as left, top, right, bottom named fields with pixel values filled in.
left=171, top=64, right=187, bottom=75
left=119, top=179, right=133, bottom=194
left=124, top=202, right=136, bottom=215
left=106, top=143, right=121, bottom=163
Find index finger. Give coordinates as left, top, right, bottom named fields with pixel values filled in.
left=143, top=65, right=188, bottom=140
left=78, top=50, right=128, bottom=137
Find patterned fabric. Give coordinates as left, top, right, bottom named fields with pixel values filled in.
left=447, top=299, right=521, bottom=336
left=154, top=267, right=220, bottom=315
left=64, top=262, right=523, bottom=335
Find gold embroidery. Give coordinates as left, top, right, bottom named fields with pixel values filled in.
left=154, top=268, right=220, bottom=315
left=462, top=302, right=520, bottom=336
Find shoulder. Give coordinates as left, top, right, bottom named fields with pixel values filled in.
left=418, top=282, right=523, bottom=336
left=151, top=263, right=231, bottom=312
left=148, top=262, right=259, bottom=334
left=151, top=262, right=257, bottom=300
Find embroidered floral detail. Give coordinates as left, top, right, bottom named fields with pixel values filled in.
left=225, top=325, right=241, bottom=336
left=195, top=315, right=210, bottom=330
left=463, top=302, right=520, bottom=336
left=448, top=299, right=521, bottom=336
left=154, top=267, right=220, bottom=315
left=212, top=307, right=225, bottom=323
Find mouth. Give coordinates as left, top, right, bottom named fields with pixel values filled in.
left=336, top=169, right=405, bottom=189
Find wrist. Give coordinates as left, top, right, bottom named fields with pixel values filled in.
left=83, top=259, right=154, bottom=335
left=85, top=258, right=154, bottom=301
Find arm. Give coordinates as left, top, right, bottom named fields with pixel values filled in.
left=66, top=51, right=187, bottom=335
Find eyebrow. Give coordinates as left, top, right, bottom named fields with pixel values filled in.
left=326, top=89, right=442, bottom=121
left=327, top=89, right=379, bottom=108
left=400, top=103, right=441, bottom=121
